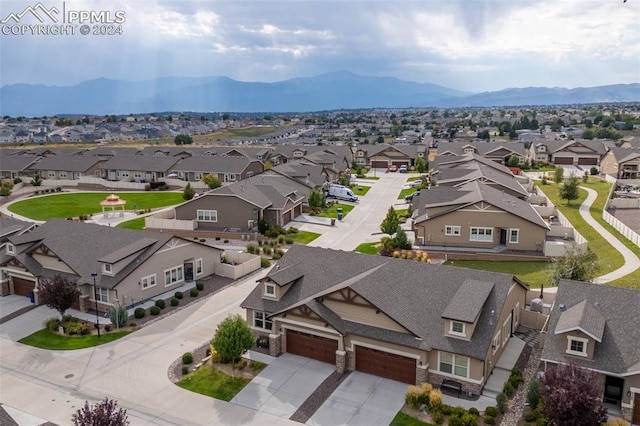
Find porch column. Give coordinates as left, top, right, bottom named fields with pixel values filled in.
left=336, top=350, right=346, bottom=374
left=268, top=333, right=281, bottom=357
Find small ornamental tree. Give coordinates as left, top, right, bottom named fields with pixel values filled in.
left=380, top=206, right=399, bottom=236
left=211, top=314, right=255, bottom=364
left=508, top=155, right=520, bottom=168
left=31, top=173, right=43, bottom=187
left=202, top=174, right=221, bottom=189
left=414, top=156, right=427, bottom=174
left=174, top=134, right=193, bottom=145
left=541, top=364, right=608, bottom=426
left=308, top=189, right=325, bottom=210
left=394, top=226, right=412, bottom=250
left=559, top=176, right=579, bottom=205
left=554, top=165, right=564, bottom=184
left=72, top=397, right=129, bottom=426
left=38, top=274, right=81, bottom=319
left=182, top=182, right=195, bottom=201
left=550, top=247, right=600, bottom=285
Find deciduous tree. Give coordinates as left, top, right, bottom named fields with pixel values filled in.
left=380, top=207, right=399, bottom=236
left=308, top=190, right=325, bottom=209
left=559, top=176, right=579, bottom=205
left=414, top=156, right=427, bottom=174
left=212, top=314, right=255, bottom=364
left=72, top=397, right=129, bottom=426
left=550, top=248, right=600, bottom=285
left=553, top=166, right=564, bottom=184
left=174, top=134, right=193, bottom=145
left=202, top=174, right=221, bottom=189
left=38, top=274, right=81, bottom=319
left=541, top=364, right=607, bottom=426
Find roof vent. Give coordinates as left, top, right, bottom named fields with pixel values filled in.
left=559, top=303, right=567, bottom=311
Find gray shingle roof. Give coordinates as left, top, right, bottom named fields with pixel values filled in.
left=554, top=300, right=606, bottom=342
left=442, top=280, right=495, bottom=323
left=98, top=237, right=158, bottom=264
left=27, top=156, right=105, bottom=172
left=542, top=279, right=640, bottom=375
left=172, top=156, right=260, bottom=173
left=241, top=245, right=524, bottom=360
left=608, top=147, right=640, bottom=164
left=99, top=156, right=179, bottom=172
left=204, top=173, right=306, bottom=208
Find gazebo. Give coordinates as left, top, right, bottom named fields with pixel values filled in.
left=100, top=194, right=126, bottom=218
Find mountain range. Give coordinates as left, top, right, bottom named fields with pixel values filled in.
left=1, top=71, right=638, bottom=116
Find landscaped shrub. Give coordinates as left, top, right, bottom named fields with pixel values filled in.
left=485, top=406, right=497, bottom=417
left=527, top=377, right=541, bottom=409
left=603, top=419, right=630, bottom=426
left=468, top=407, right=479, bottom=416
left=503, top=381, right=514, bottom=397
left=223, top=239, right=229, bottom=243
left=182, top=366, right=189, bottom=375
left=149, top=306, right=161, bottom=316
left=234, top=359, right=248, bottom=370
left=190, top=289, right=199, bottom=297
left=170, top=298, right=179, bottom=307
left=129, top=322, right=137, bottom=328
left=590, top=166, right=599, bottom=175
left=496, top=392, right=507, bottom=414
left=155, top=299, right=165, bottom=309
left=44, top=317, right=61, bottom=332
left=509, top=367, right=524, bottom=388
left=428, top=388, right=442, bottom=411
left=104, top=324, right=111, bottom=332
left=260, top=257, right=271, bottom=268
left=287, top=227, right=298, bottom=234
left=432, top=412, right=444, bottom=425
left=285, top=237, right=294, bottom=244
left=108, top=304, right=128, bottom=328
left=134, top=307, right=145, bottom=319
left=484, top=415, right=495, bottom=425
left=175, top=291, right=184, bottom=299
left=536, top=418, right=550, bottom=426
left=246, top=243, right=257, bottom=254
left=65, top=321, right=91, bottom=335
left=262, top=246, right=272, bottom=255
left=182, top=352, right=193, bottom=364
left=196, top=282, right=204, bottom=291
left=215, top=236, right=221, bottom=241
left=257, top=240, right=263, bottom=246
left=250, top=361, right=265, bottom=372
left=448, top=412, right=478, bottom=426
left=278, top=235, right=285, bottom=243
left=405, top=385, right=425, bottom=409
left=440, top=404, right=453, bottom=415
left=451, top=406, right=465, bottom=418
left=524, top=409, right=540, bottom=422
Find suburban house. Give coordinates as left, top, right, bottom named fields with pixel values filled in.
left=97, top=155, right=180, bottom=182
left=270, top=145, right=352, bottom=171
left=170, top=173, right=308, bottom=232
left=241, top=245, right=527, bottom=393
left=271, top=160, right=337, bottom=189
left=0, top=154, right=43, bottom=180
left=26, top=155, right=107, bottom=180
left=411, top=181, right=549, bottom=252
left=170, top=156, right=264, bottom=183
left=353, top=144, right=426, bottom=169
left=0, top=219, right=223, bottom=312
left=436, top=142, right=527, bottom=166
left=528, top=139, right=606, bottom=167
left=541, top=280, right=640, bottom=424
left=600, top=147, right=640, bottom=179
left=431, top=154, right=530, bottom=199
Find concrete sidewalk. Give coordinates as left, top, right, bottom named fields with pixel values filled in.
left=580, top=186, right=640, bottom=283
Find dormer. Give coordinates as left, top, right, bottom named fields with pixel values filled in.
left=292, top=149, right=305, bottom=158
left=463, top=144, right=476, bottom=155
left=442, top=280, right=494, bottom=340
left=537, top=144, right=546, bottom=152
left=261, top=263, right=305, bottom=301
left=554, top=300, right=605, bottom=359
left=98, top=237, right=157, bottom=277
left=6, top=242, right=15, bottom=255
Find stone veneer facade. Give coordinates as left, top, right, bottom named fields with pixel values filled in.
left=427, top=371, right=482, bottom=395
left=620, top=406, right=632, bottom=423
left=336, top=350, right=346, bottom=373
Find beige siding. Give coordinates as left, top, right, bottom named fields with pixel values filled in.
left=624, top=374, right=640, bottom=405
left=323, top=299, right=409, bottom=333
left=444, top=319, right=477, bottom=340
left=427, top=351, right=484, bottom=383
left=600, top=152, right=618, bottom=176
left=32, top=254, right=75, bottom=273
left=175, top=194, right=258, bottom=230
left=565, top=330, right=596, bottom=359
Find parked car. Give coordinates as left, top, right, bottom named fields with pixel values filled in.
left=410, top=179, right=424, bottom=188
left=388, top=165, right=397, bottom=172
left=405, top=191, right=420, bottom=202
left=399, top=165, right=408, bottom=173
left=327, top=184, right=358, bottom=202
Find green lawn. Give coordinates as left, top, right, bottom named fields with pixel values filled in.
left=19, top=329, right=129, bottom=350
left=352, top=185, right=371, bottom=196
left=177, top=364, right=251, bottom=401
left=355, top=241, right=380, bottom=255
left=396, top=208, right=410, bottom=223
left=398, top=187, right=417, bottom=200
left=319, top=203, right=355, bottom=218
left=9, top=192, right=184, bottom=221
left=407, top=175, right=428, bottom=182
left=444, top=260, right=551, bottom=288
left=390, top=412, right=434, bottom=426
left=290, top=231, right=321, bottom=244
left=116, top=217, right=146, bottom=230
left=363, top=176, right=380, bottom=180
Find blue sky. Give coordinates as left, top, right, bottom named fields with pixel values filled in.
left=1, top=0, right=639, bottom=92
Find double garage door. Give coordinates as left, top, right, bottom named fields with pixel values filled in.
left=355, top=346, right=416, bottom=384
left=286, top=330, right=338, bottom=364
left=12, top=277, right=34, bottom=297
left=554, top=157, right=598, bottom=165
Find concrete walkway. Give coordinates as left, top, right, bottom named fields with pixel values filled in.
left=482, top=337, right=526, bottom=399
left=579, top=186, right=640, bottom=283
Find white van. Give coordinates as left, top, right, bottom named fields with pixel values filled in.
left=327, top=184, right=358, bottom=202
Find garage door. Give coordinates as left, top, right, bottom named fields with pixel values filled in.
left=371, top=160, right=388, bottom=168
left=12, top=277, right=34, bottom=297
left=633, top=393, right=640, bottom=425
left=355, top=346, right=416, bottom=384
left=282, top=210, right=292, bottom=225
left=554, top=157, right=573, bottom=165
left=391, top=161, right=409, bottom=167
left=578, top=157, right=598, bottom=165
left=286, top=330, right=338, bottom=364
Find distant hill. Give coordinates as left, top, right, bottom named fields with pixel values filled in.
left=0, top=72, right=638, bottom=116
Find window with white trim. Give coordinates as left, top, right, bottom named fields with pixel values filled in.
left=445, top=226, right=461, bottom=236
left=253, top=311, right=273, bottom=330
left=121, top=170, right=129, bottom=177
left=164, top=265, right=184, bottom=286
left=503, top=317, right=511, bottom=346
left=493, top=332, right=501, bottom=354
left=195, top=258, right=203, bottom=275
left=6, top=243, right=15, bottom=255
left=60, top=171, right=67, bottom=178
left=103, top=263, right=113, bottom=275
left=197, top=209, right=217, bottom=222
left=450, top=321, right=466, bottom=336
left=264, top=283, right=276, bottom=297
left=470, top=227, right=493, bottom=242
left=48, top=171, right=56, bottom=178
left=141, top=274, right=156, bottom=290
left=134, top=171, right=143, bottom=179
left=95, top=287, right=108, bottom=303
left=509, top=229, right=519, bottom=243
left=439, top=352, right=469, bottom=378
left=567, top=336, right=588, bottom=357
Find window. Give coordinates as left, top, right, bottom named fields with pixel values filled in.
left=470, top=227, right=493, bottom=242
left=567, top=336, right=588, bottom=357
left=60, top=171, right=67, bottom=178
left=6, top=243, right=15, bottom=255
left=141, top=274, right=156, bottom=290
left=293, top=150, right=304, bottom=157
left=493, top=332, right=501, bottom=354
left=197, top=209, right=217, bottom=222
left=103, top=263, right=113, bottom=274
left=121, top=170, right=129, bottom=177
left=503, top=316, right=512, bottom=346
left=194, top=172, right=202, bottom=180
left=134, top=171, right=143, bottom=178
left=195, top=258, right=203, bottom=275
left=164, top=265, right=184, bottom=286
left=48, top=171, right=56, bottom=178
left=264, top=283, right=276, bottom=297
left=445, top=226, right=461, bottom=236
left=95, top=287, right=108, bottom=303
left=439, top=352, right=469, bottom=378
left=509, top=229, right=519, bottom=243
left=253, top=311, right=273, bottom=330
left=450, top=321, right=465, bottom=336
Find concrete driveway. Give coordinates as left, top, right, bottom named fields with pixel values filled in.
left=232, top=353, right=334, bottom=419
left=307, top=371, right=407, bottom=426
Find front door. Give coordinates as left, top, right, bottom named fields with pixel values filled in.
left=184, top=262, right=194, bottom=281
left=500, top=229, right=508, bottom=245
left=633, top=393, right=640, bottom=425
